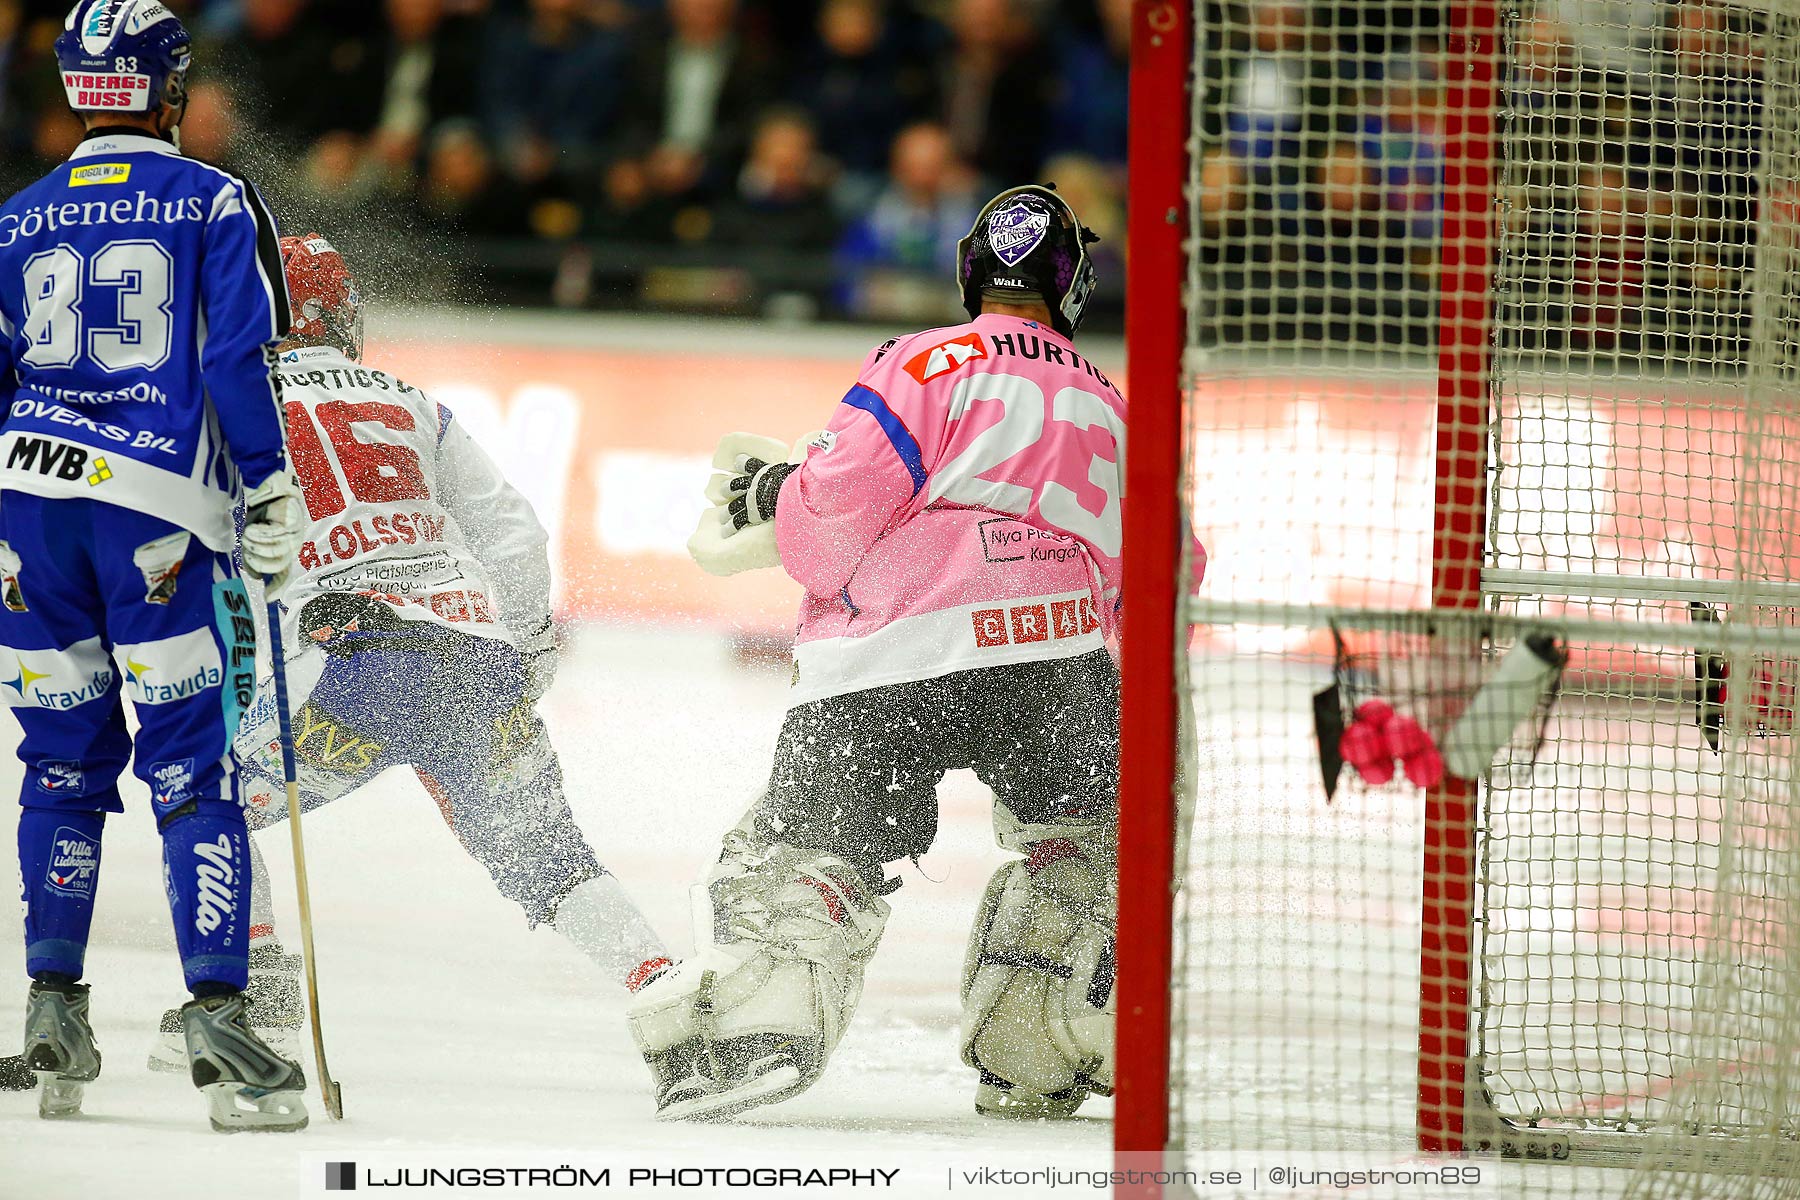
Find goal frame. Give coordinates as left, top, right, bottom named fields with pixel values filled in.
left=1112, top=0, right=1506, bottom=1171
left=1115, top=0, right=1194, bottom=1178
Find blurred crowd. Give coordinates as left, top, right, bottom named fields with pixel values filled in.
left=1194, top=0, right=1771, bottom=358
left=0, top=0, right=1778, bottom=342
left=0, top=0, right=1130, bottom=315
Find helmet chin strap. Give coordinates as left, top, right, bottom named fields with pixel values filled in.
left=160, top=85, right=187, bottom=151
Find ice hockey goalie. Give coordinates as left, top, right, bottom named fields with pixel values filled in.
left=632, top=185, right=1125, bottom=1123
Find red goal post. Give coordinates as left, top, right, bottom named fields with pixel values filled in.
left=1116, top=0, right=1193, bottom=1171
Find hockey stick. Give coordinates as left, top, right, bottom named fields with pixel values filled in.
left=265, top=585, right=344, bottom=1121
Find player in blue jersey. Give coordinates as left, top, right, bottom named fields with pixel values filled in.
left=0, top=0, right=309, bottom=1130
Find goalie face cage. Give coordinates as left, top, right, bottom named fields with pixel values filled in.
left=1117, top=1, right=1800, bottom=1197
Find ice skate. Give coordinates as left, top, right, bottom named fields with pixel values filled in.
left=21, top=979, right=101, bottom=1119
left=180, top=991, right=309, bottom=1132
left=973, top=1070, right=1103, bottom=1121
left=650, top=1034, right=808, bottom=1123
left=149, top=945, right=303, bottom=1073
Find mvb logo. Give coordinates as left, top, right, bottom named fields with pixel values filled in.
left=192, top=834, right=236, bottom=935
left=6, top=437, right=88, bottom=481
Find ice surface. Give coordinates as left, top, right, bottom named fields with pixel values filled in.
left=0, top=626, right=1110, bottom=1195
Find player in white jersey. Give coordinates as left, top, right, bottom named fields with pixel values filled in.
left=143, top=234, right=674, bottom=1067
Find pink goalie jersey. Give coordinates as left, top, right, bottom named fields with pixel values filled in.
left=775, top=313, right=1125, bottom=706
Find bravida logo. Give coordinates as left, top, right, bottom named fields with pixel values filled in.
left=192, top=834, right=236, bottom=935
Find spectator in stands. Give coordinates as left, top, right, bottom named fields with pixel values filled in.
left=0, top=0, right=22, bottom=140
left=0, top=101, right=79, bottom=199
left=179, top=79, right=241, bottom=170
left=1224, top=0, right=1312, bottom=164
left=1048, top=0, right=1130, bottom=170
left=222, top=0, right=309, bottom=143
left=1297, top=139, right=1429, bottom=344
left=590, top=157, right=673, bottom=243
left=292, top=130, right=385, bottom=229
left=1358, top=56, right=1441, bottom=242
left=1569, top=160, right=1653, bottom=348
left=935, top=0, right=1056, bottom=188
left=712, top=107, right=839, bottom=251
left=366, top=0, right=485, bottom=178
left=1, top=15, right=65, bottom=193
left=1670, top=0, right=1739, bottom=87
left=1194, top=148, right=1247, bottom=241
left=482, top=0, right=628, bottom=187
left=228, top=0, right=386, bottom=144
left=1192, top=142, right=1277, bottom=341
left=837, top=120, right=979, bottom=272
left=1666, top=0, right=1761, bottom=207
left=1532, top=0, right=1665, bottom=91
left=1040, top=151, right=1122, bottom=280
left=789, top=0, right=931, bottom=209
left=417, top=119, right=531, bottom=239
left=604, top=0, right=776, bottom=209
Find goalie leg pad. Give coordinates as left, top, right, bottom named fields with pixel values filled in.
left=960, top=844, right=1116, bottom=1119
left=628, top=838, right=890, bottom=1119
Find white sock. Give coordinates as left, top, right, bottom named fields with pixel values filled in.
left=549, top=874, right=671, bottom=991
left=247, top=835, right=281, bottom=951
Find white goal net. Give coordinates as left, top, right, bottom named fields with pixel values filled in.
left=1169, top=1, right=1800, bottom=1196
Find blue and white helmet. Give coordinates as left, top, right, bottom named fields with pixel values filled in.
left=55, top=0, right=191, bottom=115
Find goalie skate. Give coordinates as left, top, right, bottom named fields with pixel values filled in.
left=649, top=1033, right=805, bottom=1123
left=180, top=992, right=309, bottom=1133
left=149, top=946, right=304, bottom=1073
left=21, top=979, right=101, bottom=1119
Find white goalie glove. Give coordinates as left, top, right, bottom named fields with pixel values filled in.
left=687, top=432, right=819, bottom=577
left=241, top=470, right=306, bottom=591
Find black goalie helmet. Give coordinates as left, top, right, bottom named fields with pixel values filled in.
left=954, top=183, right=1099, bottom=339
